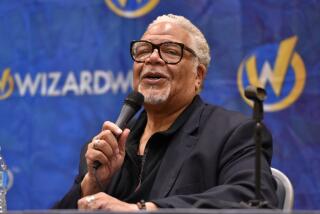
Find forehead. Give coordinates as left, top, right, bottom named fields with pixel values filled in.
left=141, top=22, right=191, bottom=45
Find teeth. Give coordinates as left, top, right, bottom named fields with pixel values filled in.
left=141, top=69, right=167, bottom=80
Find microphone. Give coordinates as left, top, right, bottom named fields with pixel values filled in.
left=244, top=86, right=266, bottom=121
left=243, top=86, right=271, bottom=208
left=244, top=85, right=266, bottom=102
left=115, top=91, right=145, bottom=130
left=93, top=91, right=144, bottom=169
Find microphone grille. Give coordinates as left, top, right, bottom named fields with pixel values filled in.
left=244, top=85, right=266, bottom=102
left=124, top=91, right=144, bottom=110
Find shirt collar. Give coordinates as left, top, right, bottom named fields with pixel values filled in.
left=128, top=95, right=202, bottom=139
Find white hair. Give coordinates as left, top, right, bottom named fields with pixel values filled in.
left=148, top=14, right=211, bottom=68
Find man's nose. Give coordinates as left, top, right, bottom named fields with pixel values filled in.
left=145, top=49, right=165, bottom=64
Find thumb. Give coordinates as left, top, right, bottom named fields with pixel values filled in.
left=118, top=128, right=130, bottom=156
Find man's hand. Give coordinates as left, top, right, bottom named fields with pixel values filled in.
left=78, top=192, right=138, bottom=211
left=78, top=192, right=158, bottom=211
left=81, top=121, right=130, bottom=196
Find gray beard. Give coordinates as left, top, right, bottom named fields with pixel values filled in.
left=138, top=84, right=170, bottom=105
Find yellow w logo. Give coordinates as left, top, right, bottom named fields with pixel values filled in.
left=237, top=36, right=306, bottom=112
left=0, top=68, right=14, bottom=100
left=246, top=36, right=297, bottom=96
left=105, top=0, right=159, bottom=18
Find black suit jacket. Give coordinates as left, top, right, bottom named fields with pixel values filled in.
left=53, top=96, right=277, bottom=209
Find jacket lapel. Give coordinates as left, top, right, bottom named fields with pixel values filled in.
left=150, top=99, right=205, bottom=198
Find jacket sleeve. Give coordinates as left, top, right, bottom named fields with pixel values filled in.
left=51, top=144, right=88, bottom=209
left=151, top=120, right=278, bottom=209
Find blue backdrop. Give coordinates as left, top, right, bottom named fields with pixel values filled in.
left=0, top=0, right=319, bottom=210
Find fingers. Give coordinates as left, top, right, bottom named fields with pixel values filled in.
left=101, top=121, right=122, bottom=136
left=85, top=121, right=130, bottom=179
left=78, top=193, right=108, bottom=210
left=78, top=194, right=99, bottom=210
left=85, top=142, right=111, bottom=172
left=93, top=136, right=117, bottom=159
left=91, top=121, right=123, bottom=159
left=78, top=193, right=138, bottom=211
left=118, top=128, right=130, bottom=156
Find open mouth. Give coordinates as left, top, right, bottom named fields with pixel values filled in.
left=141, top=71, right=168, bottom=81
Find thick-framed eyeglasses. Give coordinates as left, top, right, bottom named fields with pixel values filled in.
left=130, top=40, right=197, bottom=64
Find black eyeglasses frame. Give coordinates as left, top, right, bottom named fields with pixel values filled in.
left=130, top=40, right=197, bottom=65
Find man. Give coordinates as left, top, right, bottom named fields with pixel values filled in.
left=53, top=14, right=277, bottom=210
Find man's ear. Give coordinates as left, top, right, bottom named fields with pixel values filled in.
left=195, top=64, right=206, bottom=92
